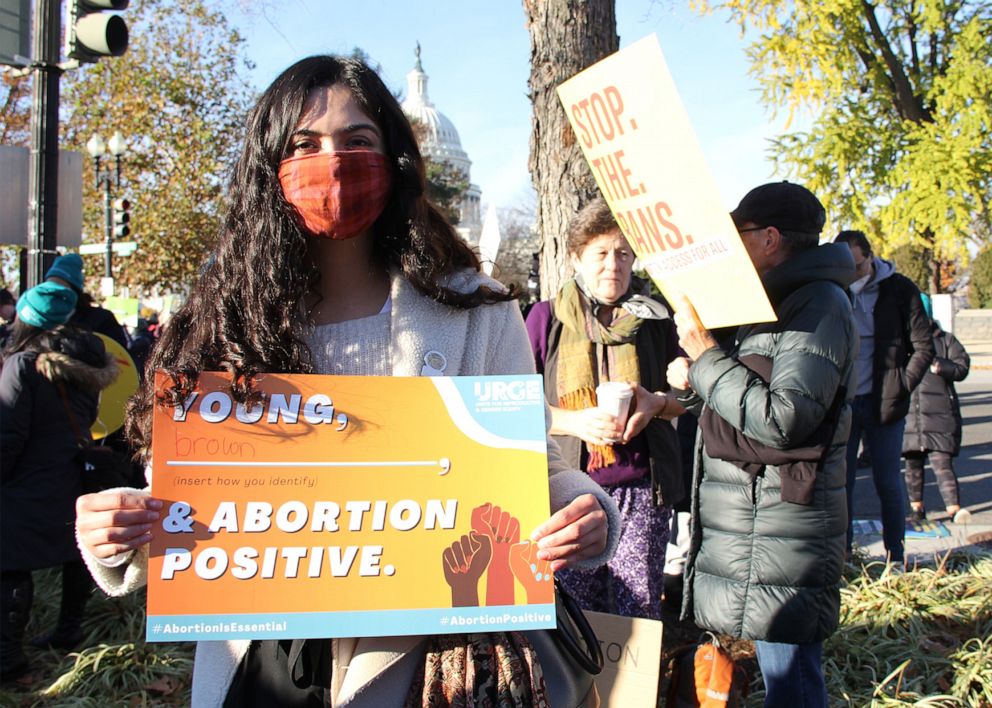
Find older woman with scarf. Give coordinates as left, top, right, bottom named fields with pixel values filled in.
left=525, top=197, right=685, bottom=620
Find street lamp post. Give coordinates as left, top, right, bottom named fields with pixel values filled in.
left=85, top=131, right=126, bottom=288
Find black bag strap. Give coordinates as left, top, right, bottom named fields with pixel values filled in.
left=550, top=579, right=604, bottom=676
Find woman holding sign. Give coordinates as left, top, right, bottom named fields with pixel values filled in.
left=525, top=196, right=685, bottom=620
left=74, top=55, right=619, bottom=706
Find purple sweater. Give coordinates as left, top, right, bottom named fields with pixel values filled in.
left=525, top=300, right=652, bottom=487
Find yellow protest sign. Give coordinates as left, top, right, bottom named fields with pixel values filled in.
left=557, top=34, right=776, bottom=329
left=146, top=372, right=556, bottom=641
left=92, top=333, right=139, bottom=440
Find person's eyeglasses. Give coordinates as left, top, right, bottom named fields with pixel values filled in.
left=737, top=226, right=766, bottom=235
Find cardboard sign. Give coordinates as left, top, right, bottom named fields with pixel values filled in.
left=557, top=34, right=776, bottom=329
left=585, top=611, right=663, bottom=707
left=146, top=372, right=557, bottom=642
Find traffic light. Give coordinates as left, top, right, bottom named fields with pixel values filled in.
left=66, top=0, right=129, bottom=63
left=113, top=198, right=130, bottom=239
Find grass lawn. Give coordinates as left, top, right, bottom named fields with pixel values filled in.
left=2, top=552, right=989, bottom=706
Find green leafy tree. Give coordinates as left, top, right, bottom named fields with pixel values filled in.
left=0, top=73, right=31, bottom=146
left=970, top=248, right=992, bottom=307
left=0, top=73, right=34, bottom=288
left=60, top=0, right=255, bottom=294
left=349, top=46, right=383, bottom=75
left=424, top=160, right=468, bottom=226
left=409, top=119, right=469, bottom=226
left=699, top=1, right=992, bottom=293
left=890, top=243, right=931, bottom=292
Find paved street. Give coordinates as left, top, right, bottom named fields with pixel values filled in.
left=850, top=342, right=992, bottom=559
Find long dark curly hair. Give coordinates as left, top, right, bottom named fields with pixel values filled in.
left=126, top=55, right=514, bottom=454
left=3, top=321, right=76, bottom=358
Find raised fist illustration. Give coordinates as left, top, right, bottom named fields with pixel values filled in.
left=509, top=540, right=554, bottom=605
left=471, top=503, right=521, bottom=606
left=442, top=531, right=492, bottom=607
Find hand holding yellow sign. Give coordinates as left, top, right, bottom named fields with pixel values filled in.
left=557, top=34, right=776, bottom=329
left=673, top=295, right=720, bottom=361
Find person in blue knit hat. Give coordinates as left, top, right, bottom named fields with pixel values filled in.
left=45, top=254, right=141, bottom=530
left=15, top=281, right=78, bottom=329
left=45, top=254, right=85, bottom=293
left=1, top=282, right=118, bottom=680
left=45, top=254, right=128, bottom=349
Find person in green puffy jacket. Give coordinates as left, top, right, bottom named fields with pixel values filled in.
left=668, top=182, right=857, bottom=708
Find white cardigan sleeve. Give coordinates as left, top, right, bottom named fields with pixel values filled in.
left=76, top=485, right=151, bottom=596
left=484, top=299, right=621, bottom=569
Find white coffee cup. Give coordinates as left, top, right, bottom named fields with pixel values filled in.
left=595, top=382, right=634, bottom=431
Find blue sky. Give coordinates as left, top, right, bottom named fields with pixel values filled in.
left=229, top=1, right=797, bottom=212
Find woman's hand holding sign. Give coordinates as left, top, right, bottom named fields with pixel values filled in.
left=76, top=491, right=162, bottom=560
left=509, top=541, right=554, bottom=604
left=530, top=493, right=607, bottom=572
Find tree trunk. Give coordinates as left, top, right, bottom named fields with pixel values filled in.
left=523, top=0, right=618, bottom=299
left=922, top=229, right=940, bottom=294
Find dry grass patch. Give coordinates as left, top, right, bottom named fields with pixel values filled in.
left=3, top=553, right=990, bottom=706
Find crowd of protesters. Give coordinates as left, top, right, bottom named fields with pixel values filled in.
left=0, top=56, right=978, bottom=708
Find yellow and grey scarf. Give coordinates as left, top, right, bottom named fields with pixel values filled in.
left=553, top=278, right=643, bottom=471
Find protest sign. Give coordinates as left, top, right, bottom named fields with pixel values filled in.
left=92, top=333, right=139, bottom=439
left=147, top=372, right=556, bottom=642
left=557, top=34, right=776, bottom=329
left=586, top=611, right=663, bottom=707
left=104, top=295, right=141, bottom=328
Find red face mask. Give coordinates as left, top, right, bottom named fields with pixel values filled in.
left=278, top=150, right=392, bottom=239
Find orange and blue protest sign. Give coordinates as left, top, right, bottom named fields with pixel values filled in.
left=147, top=372, right=556, bottom=641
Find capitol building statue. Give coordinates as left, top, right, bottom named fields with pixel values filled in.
left=401, top=44, right=483, bottom=243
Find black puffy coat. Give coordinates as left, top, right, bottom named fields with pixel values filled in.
left=870, top=271, right=934, bottom=424
left=684, top=244, right=857, bottom=644
left=902, top=324, right=970, bottom=456
left=0, top=328, right=117, bottom=570
left=72, top=302, right=128, bottom=350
